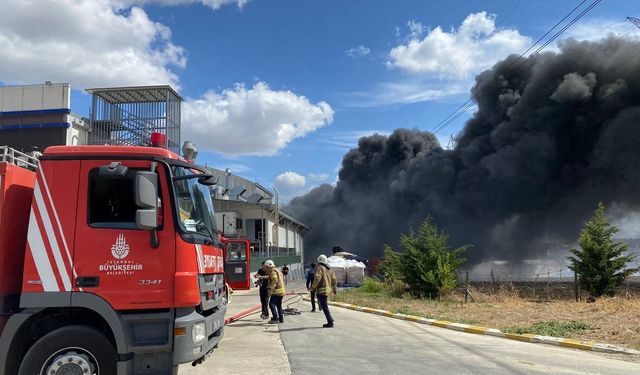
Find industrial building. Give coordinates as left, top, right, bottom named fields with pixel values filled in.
left=0, top=83, right=89, bottom=152
left=208, top=167, right=309, bottom=276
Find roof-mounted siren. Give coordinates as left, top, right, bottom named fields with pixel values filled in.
left=150, top=133, right=167, bottom=149
left=182, top=141, right=198, bottom=162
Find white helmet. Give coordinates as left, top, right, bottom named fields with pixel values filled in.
left=317, top=254, right=328, bottom=264
left=264, top=259, right=275, bottom=267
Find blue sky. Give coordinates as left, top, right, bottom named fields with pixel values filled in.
left=1, top=0, right=639, bottom=202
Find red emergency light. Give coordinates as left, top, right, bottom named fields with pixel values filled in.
left=150, top=133, right=167, bottom=149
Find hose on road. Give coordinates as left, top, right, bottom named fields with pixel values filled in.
left=225, top=290, right=308, bottom=324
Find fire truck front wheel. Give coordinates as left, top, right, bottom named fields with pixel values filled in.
left=18, top=325, right=117, bottom=375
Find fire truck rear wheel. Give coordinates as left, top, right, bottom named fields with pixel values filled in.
left=18, top=325, right=117, bottom=375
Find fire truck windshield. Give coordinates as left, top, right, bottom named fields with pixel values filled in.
left=171, top=166, right=218, bottom=241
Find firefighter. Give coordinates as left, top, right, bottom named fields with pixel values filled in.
left=253, top=261, right=270, bottom=319
left=282, top=264, right=289, bottom=285
left=312, top=254, right=337, bottom=328
left=306, top=262, right=321, bottom=312
left=265, top=259, right=286, bottom=324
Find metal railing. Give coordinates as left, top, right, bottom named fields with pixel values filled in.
left=252, top=246, right=298, bottom=259
left=0, top=146, right=40, bottom=170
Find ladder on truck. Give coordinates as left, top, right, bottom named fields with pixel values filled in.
left=0, top=146, right=40, bottom=171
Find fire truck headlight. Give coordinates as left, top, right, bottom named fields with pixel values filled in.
left=192, top=322, right=206, bottom=344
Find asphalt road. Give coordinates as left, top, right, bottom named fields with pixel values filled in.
left=181, top=281, right=640, bottom=374
left=280, top=301, right=640, bottom=375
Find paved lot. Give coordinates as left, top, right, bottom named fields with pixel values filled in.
left=178, top=284, right=295, bottom=375
left=181, top=281, right=640, bottom=374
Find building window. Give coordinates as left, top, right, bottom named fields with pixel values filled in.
left=235, top=218, right=243, bottom=230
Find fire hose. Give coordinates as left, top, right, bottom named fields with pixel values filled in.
left=224, top=289, right=306, bottom=325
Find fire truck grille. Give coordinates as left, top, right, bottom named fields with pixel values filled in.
left=198, top=274, right=224, bottom=313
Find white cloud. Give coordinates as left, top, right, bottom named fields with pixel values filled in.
left=406, top=20, right=426, bottom=39
left=321, top=130, right=391, bottom=150
left=307, top=173, right=329, bottom=182
left=388, top=12, right=530, bottom=78
left=0, top=0, right=185, bottom=89
left=182, top=82, right=334, bottom=156
left=346, top=45, right=371, bottom=58
left=344, top=12, right=529, bottom=108
left=345, top=80, right=467, bottom=107
left=119, top=0, right=248, bottom=10
left=273, top=171, right=306, bottom=203
left=215, top=163, right=252, bottom=174
left=274, top=171, right=306, bottom=190
left=274, top=171, right=333, bottom=203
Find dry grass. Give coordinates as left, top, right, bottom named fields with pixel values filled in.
left=334, top=281, right=640, bottom=351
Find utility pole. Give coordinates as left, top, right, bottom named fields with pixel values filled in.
left=273, top=187, right=280, bottom=257
left=628, top=17, right=640, bottom=30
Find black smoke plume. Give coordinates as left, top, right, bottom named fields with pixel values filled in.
left=288, top=37, right=640, bottom=264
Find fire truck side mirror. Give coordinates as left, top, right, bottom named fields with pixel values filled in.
left=134, top=171, right=158, bottom=231
left=198, top=175, right=218, bottom=186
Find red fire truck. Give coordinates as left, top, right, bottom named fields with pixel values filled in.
left=0, top=142, right=230, bottom=374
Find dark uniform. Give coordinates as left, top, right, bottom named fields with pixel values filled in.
left=256, top=267, right=269, bottom=318
left=306, top=264, right=320, bottom=312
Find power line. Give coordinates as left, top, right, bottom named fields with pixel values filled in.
left=522, top=0, right=603, bottom=65
left=502, top=0, right=525, bottom=23
left=430, top=0, right=603, bottom=135
left=510, top=0, right=588, bottom=67
left=431, top=98, right=474, bottom=134
left=628, top=16, right=640, bottom=30
left=432, top=100, right=475, bottom=135
left=432, top=0, right=599, bottom=134
left=432, top=0, right=592, bottom=134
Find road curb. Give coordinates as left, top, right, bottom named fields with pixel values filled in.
left=303, top=297, right=639, bottom=355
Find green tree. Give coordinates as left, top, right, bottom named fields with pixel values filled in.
left=568, top=202, right=638, bottom=298
left=379, top=246, right=401, bottom=283
left=386, top=217, right=468, bottom=298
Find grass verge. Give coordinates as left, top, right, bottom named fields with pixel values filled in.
left=503, top=321, right=594, bottom=337
left=333, top=278, right=640, bottom=351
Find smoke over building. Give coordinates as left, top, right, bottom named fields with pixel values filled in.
left=288, top=37, right=640, bottom=265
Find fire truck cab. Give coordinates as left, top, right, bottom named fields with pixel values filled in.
left=0, top=144, right=228, bottom=374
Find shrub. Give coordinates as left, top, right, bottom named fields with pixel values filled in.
left=359, top=277, right=385, bottom=294
left=385, top=280, right=407, bottom=298
left=386, top=217, right=468, bottom=298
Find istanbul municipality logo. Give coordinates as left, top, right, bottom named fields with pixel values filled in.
left=111, top=233, right=130, bottom=259
left=99, top=233, right=142, bottom=275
